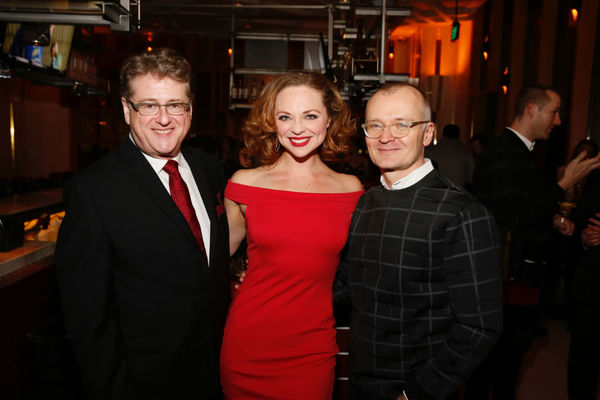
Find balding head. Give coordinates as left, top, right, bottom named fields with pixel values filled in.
left=364, top=83, right=435, bottom=187
left=368, top=83, right=431, bottom=122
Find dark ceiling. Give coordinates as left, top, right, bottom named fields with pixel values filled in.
left=0, top=1, right=486, bottom=38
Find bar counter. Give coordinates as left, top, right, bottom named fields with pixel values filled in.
left=0, top=187, right=63, bottom=252
left=0, top=240, right=55, bottom=289
left=0, top=188, right=66, bottom=398
left=0, top=187, right=62, bottom=286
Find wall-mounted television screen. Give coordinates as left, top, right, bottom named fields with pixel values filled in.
left=2, top=23, right=74, bottom=73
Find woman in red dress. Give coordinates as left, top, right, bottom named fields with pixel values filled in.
left=220, top=72, right=363, bottom=399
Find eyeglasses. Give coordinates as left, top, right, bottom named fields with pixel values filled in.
left=361, top=120, right=430, bottom=139
left=127, top=100, right=191, bottom=116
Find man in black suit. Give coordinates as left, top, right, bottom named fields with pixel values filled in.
left=335, top=83, right=503, bottom=400
left=473, top=87, right=588, bottom=264
left=56, top=48, right=230, bottom=400
left=470, top=86, right=600, bottom=399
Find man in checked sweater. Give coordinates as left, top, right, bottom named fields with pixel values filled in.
left=335, top=83, right=503, bottom=400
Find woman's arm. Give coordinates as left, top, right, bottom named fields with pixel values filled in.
left=225, top=197, right=246, bottom=256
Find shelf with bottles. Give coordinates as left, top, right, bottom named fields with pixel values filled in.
left=228, top=31, right=328, bottom=109
left=229, top=74, right=268, bottom=110
left=229, top=68, right=326, bottom=109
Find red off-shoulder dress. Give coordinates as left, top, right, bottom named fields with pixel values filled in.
left=220, top=181, right=362, bottom=399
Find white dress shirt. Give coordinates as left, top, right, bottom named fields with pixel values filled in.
left=133, top=138, right=211, bottom=262
left=381, top=159, right=435, bottom=191
left=506, top=127, right=535, bottom=151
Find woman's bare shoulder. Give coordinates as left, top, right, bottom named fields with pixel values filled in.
left=230, top=166, right=270, bottom=186
left=330, top=171, right=363, bottom=192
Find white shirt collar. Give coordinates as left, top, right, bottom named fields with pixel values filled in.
left=129, top=135, right=211, bottom=263
left=381, top=159, right=435, bottom=190
left=129, top=133, right=186, bottom=172
left=506, top=127, right=535, bottom=151
left=142, top=152, right=186, bottom=174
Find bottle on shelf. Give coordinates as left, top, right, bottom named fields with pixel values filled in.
left=355, top=19, right=365, bottom=59
left=240, top=78, right=248, bottom=103
left=250, top=79, right=258, bottom=103
left=230, top=80, right=238, bottom=102
left=355, top=19, right=366, bottom=73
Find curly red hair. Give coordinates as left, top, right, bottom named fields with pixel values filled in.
left=243, top=72, right=355, bottom=166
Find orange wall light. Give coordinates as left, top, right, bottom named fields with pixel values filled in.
left=571, top=9, right=579, bottom=23
left=482, top=35, right=489, bottom=61
left=501, top=66, right=510, bottom=94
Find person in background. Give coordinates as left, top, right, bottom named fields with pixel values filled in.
left=549, top=140, right=600, bottom=321
left=470, top=86, right=600, bottom=399
left=425, top=123, right=475, bottom=188
left=237, top=147, right=253, bottom=169
left=335, top=83, right=503, bottom=400
left=220, top=136, right=243, bottom=179
left=566, top=141, right=600, bottom=399
left=56, top=48, right=231, bottom=399
left=220, top=72, right=363, bottom=399
left=470, top=133, right=488, bottom=160
left=557, top=139, right=599, bottom=205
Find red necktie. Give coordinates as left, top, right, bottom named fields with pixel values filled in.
left=163, top=160, right=207, bottom=259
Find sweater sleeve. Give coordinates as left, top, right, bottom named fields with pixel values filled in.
left=333, top=251, right=351, bottom=304
left=334, top=197, right=365, bottom=304
left=406, top=202, right=503, bottom=399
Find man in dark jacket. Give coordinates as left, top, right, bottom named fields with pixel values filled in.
left=470, top=86, right=600, bottom=399
left=473, top=86, right=593, bottom=275
left=56, top=48, right=231, bottom=400
left=335, top=83, right=503, bottom=400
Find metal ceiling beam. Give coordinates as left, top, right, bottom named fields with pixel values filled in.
left=0, top=0, right=137, bottom=32
left=144, top=4, right=330, bottom=11
left=0, top=12, right=111, bottom=25
left=96, top=0, right=134, bottom=31
left=355, top=7, right=410, bottom=16
left=235, top=32, right=323, bottom=41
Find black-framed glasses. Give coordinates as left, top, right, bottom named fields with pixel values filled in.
left=361, top=120, right=430, bottom=139
left=127, top=100, right=191, bottom=116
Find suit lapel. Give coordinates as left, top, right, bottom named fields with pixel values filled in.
left=183, top=148, right=220, bottom=270
left=504, top=128, right=532, bottom=155
left=117, top=140, right=205, bottom=259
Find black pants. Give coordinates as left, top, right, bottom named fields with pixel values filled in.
left=464, top=304, right=539, bottom=400
left=568, top=320, right=600, bottom=400
left=349, top=383, right=388, bottom=400
left=567, top=261, right=600, bottom=400
left=349, top=382, right=458, bottom=400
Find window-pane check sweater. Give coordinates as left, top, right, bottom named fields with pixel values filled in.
left=335, top=169, right=503, bottom=400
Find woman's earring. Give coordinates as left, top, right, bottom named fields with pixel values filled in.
left=275, top=140, right=280, bottom=151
